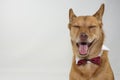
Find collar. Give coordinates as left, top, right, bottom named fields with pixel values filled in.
left=76, top=45, right=110, bottom=64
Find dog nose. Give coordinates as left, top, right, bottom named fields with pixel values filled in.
left=80, top=33, right=88, bottom=41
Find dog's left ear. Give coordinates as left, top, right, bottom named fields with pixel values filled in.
left=69, top=8, right=76, bottom=22
left=93, top=4, right=105, bottom=21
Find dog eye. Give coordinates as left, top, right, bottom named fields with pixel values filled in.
left=89, top=26, right=96, bottom=29
left=73, top=25, right=80, bottom=28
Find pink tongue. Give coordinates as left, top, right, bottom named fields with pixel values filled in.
left=79, top=44, right=88, bottom=55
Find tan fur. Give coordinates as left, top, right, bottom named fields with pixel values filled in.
left=68, top=4, right=114, bottom=80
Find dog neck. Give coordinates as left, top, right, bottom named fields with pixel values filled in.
left=75, top=45, right=109, bottom=64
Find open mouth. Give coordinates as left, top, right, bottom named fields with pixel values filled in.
left=76, top=40, right=95, bottom=55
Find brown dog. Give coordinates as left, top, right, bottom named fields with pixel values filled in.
left=68, top=4, right=114, bottom=80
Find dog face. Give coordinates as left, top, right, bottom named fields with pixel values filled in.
left=68, top=4, right=104, bottom=58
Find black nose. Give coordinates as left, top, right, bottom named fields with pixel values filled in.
left=80, top=33, right=88, bottom=41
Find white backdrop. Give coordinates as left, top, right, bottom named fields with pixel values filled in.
left=0, top=0, right=119, bottom=80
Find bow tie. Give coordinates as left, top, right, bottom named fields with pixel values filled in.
left=77, top=56, right=101, bottom=65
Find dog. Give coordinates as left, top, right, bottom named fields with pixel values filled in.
left=68, top=4, right=114, bottom=80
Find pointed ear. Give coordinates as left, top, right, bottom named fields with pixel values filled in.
left=93, top=4, right=105, bottom=21
left=69, top=8, right=76, bottom=22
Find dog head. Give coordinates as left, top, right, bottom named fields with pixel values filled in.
left=68, top=4, right=105, bottom=58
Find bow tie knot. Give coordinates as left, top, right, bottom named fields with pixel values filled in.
left=77, top=56, right=101, bottom=65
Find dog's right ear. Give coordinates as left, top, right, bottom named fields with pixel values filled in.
left=93, top=4, right=105, bottom=21
left=69, top=8, right=76, bottom=22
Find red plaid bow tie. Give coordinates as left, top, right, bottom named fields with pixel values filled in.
left=77, top=56, right=101, bottom=65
